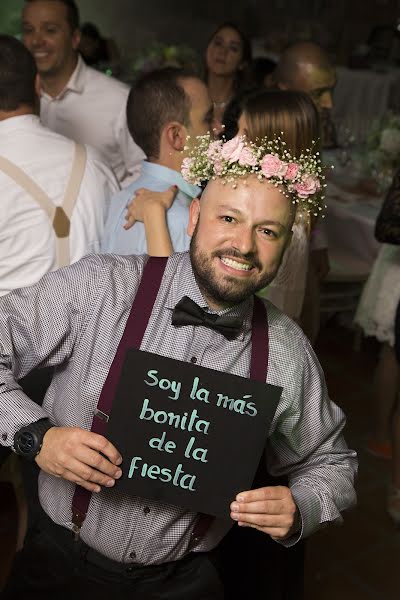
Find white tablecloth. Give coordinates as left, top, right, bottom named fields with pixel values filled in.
left=324, top=179, right=382, bottom=276
left=333, top=66, right=400, bottom=143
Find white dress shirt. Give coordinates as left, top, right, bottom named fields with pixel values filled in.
left=40, top=56, right=145, bottom=186
left=0, top=114, right=119, bottom=296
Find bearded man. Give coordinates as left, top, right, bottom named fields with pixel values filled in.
left=0, top=133, right=356, bottom=599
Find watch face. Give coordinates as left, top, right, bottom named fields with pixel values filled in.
left=17, top=431, right=36, bottom=454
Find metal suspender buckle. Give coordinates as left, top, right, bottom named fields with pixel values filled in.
left=93, top=408, right=109, bottom=423
left=71, top=508, right=85, bottom=542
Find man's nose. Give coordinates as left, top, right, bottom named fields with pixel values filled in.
left=233, top=227, right=256, bottom=256
left=30, top=31, right=45, bottom=48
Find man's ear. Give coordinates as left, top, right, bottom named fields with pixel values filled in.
left=72, top=28, right=81, bottom=51
left=165, top=121, right=187, bottom=152
left=187, top=198, right=200, bottom=236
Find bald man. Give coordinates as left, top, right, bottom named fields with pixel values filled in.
left=273, top=42, right=336, bottom=343
left=273, top=42, right=336, bottom=118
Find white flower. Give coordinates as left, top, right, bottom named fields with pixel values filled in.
left=379, top=128, right=400, bottom=156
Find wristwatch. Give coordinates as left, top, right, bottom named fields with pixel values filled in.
left=13, top=418, right=53, bottom=461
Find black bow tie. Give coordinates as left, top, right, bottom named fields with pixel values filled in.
left=171, top=296, right=242, bottom=340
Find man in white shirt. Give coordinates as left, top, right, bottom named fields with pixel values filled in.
left=0, top=34, right=119, bottom=296
left=21, top=0, right=145, bottom=187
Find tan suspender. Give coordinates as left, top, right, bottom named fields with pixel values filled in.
left=0, top=143, right=87, bottom=268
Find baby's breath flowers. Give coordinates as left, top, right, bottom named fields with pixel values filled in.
left=181, top=134, right=326, bottom=217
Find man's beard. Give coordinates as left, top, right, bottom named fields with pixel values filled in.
left=189, top=225, right=278, bottom=307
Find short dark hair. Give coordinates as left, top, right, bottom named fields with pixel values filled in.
left=0, top=35, right=37, bottom=111
left=127, top=67, right=193, bottom=159
left=25, top=0, right=80, bottom=32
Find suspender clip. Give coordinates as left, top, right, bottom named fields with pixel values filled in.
left=71, top=508, right=86, bottom=542
left=94, top=408, right=109, bottom=422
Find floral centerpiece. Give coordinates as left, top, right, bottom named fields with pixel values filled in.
left=364, top=112, right=400, bottom=192
left=128, top=43, right=200, bottom=80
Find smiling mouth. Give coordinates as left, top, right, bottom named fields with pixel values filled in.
left=220, top=257, right=253, bottom=271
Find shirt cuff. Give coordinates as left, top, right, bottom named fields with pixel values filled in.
left=0, top=390, right=50, bottom=448
left=275, top=483, right=322, bottom=548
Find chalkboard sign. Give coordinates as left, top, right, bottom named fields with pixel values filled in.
left=106, top=349, right=282, bottom=519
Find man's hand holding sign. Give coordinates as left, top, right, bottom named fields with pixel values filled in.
left=36, top=427, right=123, bottom=493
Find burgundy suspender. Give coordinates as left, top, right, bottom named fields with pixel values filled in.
left=71, top=258, right=270, bottom=548
left=71, top=257, right=168, bottom=535
left=250, top=296, right=269, bottom=382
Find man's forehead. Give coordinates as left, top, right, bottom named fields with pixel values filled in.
left=203, top=177, right=289, bottom=205
left=23, top=0, right=68, bottom=22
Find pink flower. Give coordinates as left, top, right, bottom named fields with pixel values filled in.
left=207, top=140, right=223, bottom=161
left=221, top=136, right=245, bottom=163
left=284, top=162, right=299, bottom=180
left=181, top=157, right=194, bottom=180
left=238, top=146, right=258, bottom=167
left=292, top=175, right=321, bottom=198
left=260, top=154, right=287, bottom=178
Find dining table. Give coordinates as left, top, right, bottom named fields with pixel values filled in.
left=322, top=152, right=384, bottom=279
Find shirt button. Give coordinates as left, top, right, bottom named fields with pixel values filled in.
left=190, top=356, right=197, bottom=363
left=129, top=551, right=136, bottom=559
left=143, top=506, right=150, bottom=515
left=1, top=433, right=7, bottom=441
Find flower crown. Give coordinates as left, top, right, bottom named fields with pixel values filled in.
left=181, top=134, right=326, bottom=216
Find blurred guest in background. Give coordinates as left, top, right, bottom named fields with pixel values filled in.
left=21, top=0, right=145, bottom=186
left=205, top=22, right=252, bottom=134
left=273, top=41, right=336, bottom=148
left=272, top=41, right=335, bottom=343
left=237, top=89, right=320, bottom=321
left=0, top=33, right=118, bottom=549
left=355, top=170, right=400, bottom=477
left=101, top=68, right=213, bottom=256
left=79, top=22, right=120, bottom=69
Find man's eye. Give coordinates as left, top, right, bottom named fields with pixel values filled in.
left=222, top=216, right=234, bottom=223
left=261, top=228, right=277, bottom=238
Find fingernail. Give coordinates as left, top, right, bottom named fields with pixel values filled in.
left=115, top=469, right=122, bottom=478
left=237, top=495, right=244, bottom=503
left=231, top=513, right=239, bottom=521
left=95, top=486, right=101, bottom=493
left=106, top=480, right=115, bottom=487
left=231, top=502, right=239, bottom=512
left=116, top=457, right=122, bottom=465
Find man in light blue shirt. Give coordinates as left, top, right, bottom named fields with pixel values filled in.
left=101, top=68, right=213, bottom=255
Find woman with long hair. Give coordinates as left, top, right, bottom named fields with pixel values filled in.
left=237, top=89, right=321, bottom=320
left=204, top=23, right=252, bottom=134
